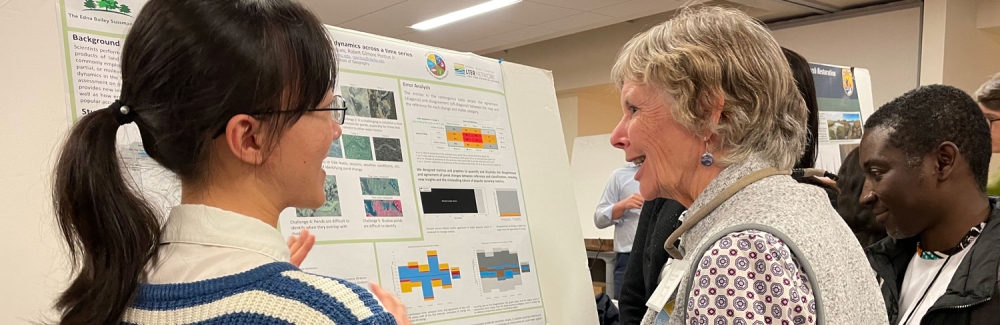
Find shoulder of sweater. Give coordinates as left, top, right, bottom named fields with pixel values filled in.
left=734, top=176, right=836, bottom=214
left=268, top=269, right=391, bottom=321
left=128, top=263, right=394, bottom=324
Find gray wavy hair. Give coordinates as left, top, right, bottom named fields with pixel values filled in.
left=977, top=72, right=1000, bottom=111
left=611, top=6, right=807, bottom=170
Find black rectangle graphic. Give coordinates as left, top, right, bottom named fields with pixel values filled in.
left=420, top=189, right=479, bottom=214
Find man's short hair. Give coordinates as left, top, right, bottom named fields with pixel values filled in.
left=864, top=85, right=991, bottom=190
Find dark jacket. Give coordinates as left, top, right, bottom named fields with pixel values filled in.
left=595, top=292, right=620, bottom=325
left=617, top=198, right=686, bottom=325
left=866, top=197, right=1000, bottom=325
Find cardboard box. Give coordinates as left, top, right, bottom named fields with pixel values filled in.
left=592, top=281, right=606, bottom=296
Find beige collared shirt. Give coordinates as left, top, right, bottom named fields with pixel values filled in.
left=146, top=204, right=290, bottom=284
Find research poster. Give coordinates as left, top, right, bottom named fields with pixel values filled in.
left=280, top=27, right=544, bottom=324
left=58, top=2, right=545, bottom=324
left=810, top=63, right=871, bottom=173
left=55, top=0, right=182, bottom=217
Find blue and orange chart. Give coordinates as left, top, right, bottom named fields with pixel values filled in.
left=398, top=251, right=461, bottom=301
left=477, top=249, right=531, bottom=293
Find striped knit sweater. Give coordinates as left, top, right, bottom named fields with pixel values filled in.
left=123, top=262, right=397, bottom=324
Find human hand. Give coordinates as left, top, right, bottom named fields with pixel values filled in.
left=287, top=229, right=316, bottom=267
left=815, top=176, right=837, bottom=189
left=369, top=282, right=411, bottom=325
left=619, top=193, right=644, bottom=210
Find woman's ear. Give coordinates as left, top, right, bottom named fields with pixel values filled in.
left=223, top=114, right=266, bottom=165
left=710, top=90, right=725, bottom=124
left=700, top=89, right=725, bottom=139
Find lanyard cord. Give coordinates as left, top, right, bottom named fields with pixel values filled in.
left=899, top=255, right=953, bottom=325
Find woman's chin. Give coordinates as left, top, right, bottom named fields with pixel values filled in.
left=299, top=196, right=326, bottom=210
left=638, top=186, right=657, bottom=201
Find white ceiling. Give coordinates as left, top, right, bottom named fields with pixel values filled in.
left=300, top=0, right=896, bottom=54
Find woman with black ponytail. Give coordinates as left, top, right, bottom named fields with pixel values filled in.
left=52, top=0, right=407, bottom=324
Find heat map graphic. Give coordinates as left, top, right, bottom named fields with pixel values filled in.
left=446, top=126, right=498, bottom=149
left=398, top=251, right=461, bottom=300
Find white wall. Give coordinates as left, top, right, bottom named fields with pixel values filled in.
left=489, top=7, right=923, bottom=109
left=942, top=0, right=1000, bottom=93
left=557, top=96, right=579, bottom=157
left=980, top=0, right=1000, bottom=34
left=487, top=12, right=673, bottom=91
left=921, top=0, right=1000, bottom=175
left=0, top=0, right=73, bottom=322
left=570, top=134, right=621, bottom=240
left=770, top=7, right=922, bottom=108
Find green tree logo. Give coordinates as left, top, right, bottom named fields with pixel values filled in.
left=82, top=0, right=132, bottom=16
left=97, top=0, right=118, bottom=10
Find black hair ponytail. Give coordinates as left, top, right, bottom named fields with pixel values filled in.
left=53, top=106, right=161, bottom=324
left=51, top=0, right=336, bottom=323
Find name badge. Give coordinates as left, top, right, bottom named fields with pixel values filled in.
left=645, top=257, right=691, bottom=312
left=654, top=306, right=671, bottom=324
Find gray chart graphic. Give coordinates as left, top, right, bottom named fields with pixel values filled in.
left=477, top=249, right=531, bottom=293
left=496, top=189, right=521, bottom=217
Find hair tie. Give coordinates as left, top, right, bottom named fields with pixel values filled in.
left=109, top=100, right=134, bottom=126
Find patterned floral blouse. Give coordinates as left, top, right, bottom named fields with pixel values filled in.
left=685, top=230, right=816, bottom=325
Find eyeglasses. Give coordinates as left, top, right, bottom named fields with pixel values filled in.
left=212, top=95, right=348, bottom=138
left=321, top=95, right=348, bottom=125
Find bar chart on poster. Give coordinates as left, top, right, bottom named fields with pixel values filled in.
left=398, top=250, right=462, bottom=301
left=377, top=241, right=542, bottom=324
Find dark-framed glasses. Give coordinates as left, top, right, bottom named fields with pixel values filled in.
left=325, top=95, right=348, bottom=125
left=212, top=95, right=348, bottom=138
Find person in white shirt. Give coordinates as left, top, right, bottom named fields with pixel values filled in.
left=862, top=85, right=1000, bottom=325
left=594, top=162, right=643, bottom=299
left=49, top=1, right=406, bottom=324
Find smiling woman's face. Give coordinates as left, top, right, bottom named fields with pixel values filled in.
left=610, top=81, right=705, bottom=202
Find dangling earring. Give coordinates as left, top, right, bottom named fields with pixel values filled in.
left=700, top=140, right=714, bottom=167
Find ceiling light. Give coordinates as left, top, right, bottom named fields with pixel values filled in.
left=411, top=0, right=521, bottom=31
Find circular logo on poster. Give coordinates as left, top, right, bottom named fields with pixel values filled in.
left=426, top=53, right=447, bottom=79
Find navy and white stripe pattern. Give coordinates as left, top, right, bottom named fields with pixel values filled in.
left=124, top=263, right=396, bottom=324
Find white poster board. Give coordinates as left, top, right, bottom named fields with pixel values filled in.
left=810, top=63, right=874, bottom=173
left=55, top=1, right=597, bottom=324
left=570, top=134, right=622, bottom=240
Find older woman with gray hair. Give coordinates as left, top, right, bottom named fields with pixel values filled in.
left=609, top=7, right=887, bottom=325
